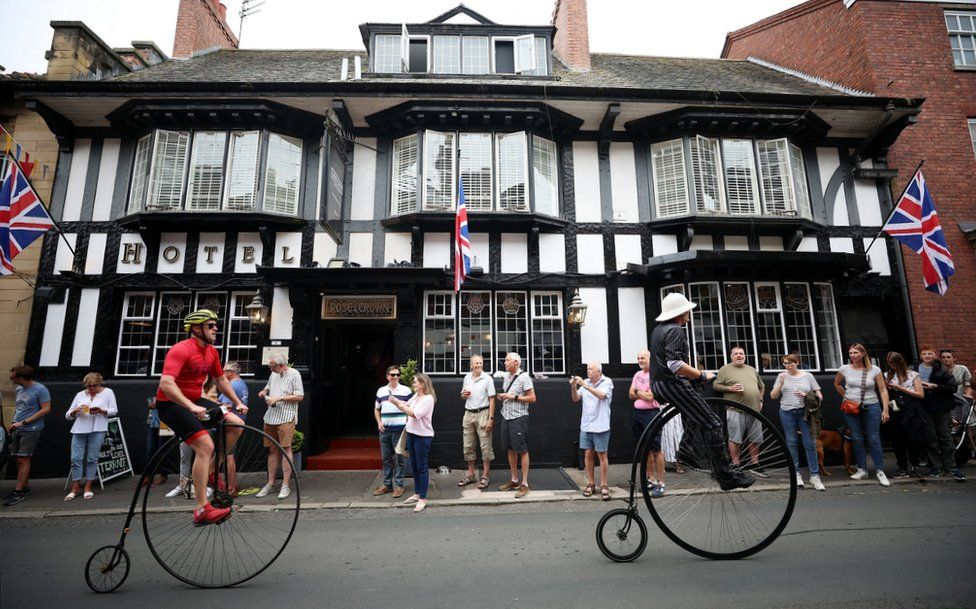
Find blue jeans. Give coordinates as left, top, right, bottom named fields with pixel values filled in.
left=844, top=402, right=884, bottom=471
left=70, top=431, right=106, bottom=481
left=406, top=433, right=433, bottom=499
left=779, top=408, right=818, bottom=475
left=379, top=427, right=406, bottom=488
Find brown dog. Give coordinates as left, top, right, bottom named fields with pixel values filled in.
left=815, top=427, right=854, bottom=476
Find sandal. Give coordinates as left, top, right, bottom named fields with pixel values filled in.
left=477, top=476, right=490, bottom=490
left=601, top=485, right=611, bottom=501
left=582, top=483, right=595, bottom=497
left=675, top=464, right=686, bottom=474
left=457, top=474, right=477, bottom=487
left=64, top=492, right=78, bottom=502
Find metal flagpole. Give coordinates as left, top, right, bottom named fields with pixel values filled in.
left=864, top=158, right=925, bottom=255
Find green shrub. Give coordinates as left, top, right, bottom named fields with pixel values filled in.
left=399, top=359, right=418, bottom=387
left=291, top=430, right=305, bottom=453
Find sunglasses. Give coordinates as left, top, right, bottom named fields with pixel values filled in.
left=204, top=323, right=219, bottom=329
left=85, top=383, right=101, bottom=388
left=388, top=373, right=400, bottom=377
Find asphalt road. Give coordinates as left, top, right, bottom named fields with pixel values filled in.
left=2, top=481, right=974, bottom=609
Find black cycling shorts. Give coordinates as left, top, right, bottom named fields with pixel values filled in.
left=156, top=398, right=226, bottom=444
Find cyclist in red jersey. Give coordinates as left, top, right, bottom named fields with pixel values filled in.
left=155, top=309, right=248, bottom=526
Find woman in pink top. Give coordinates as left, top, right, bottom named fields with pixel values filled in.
left=390, top=373, right=435, bottom=512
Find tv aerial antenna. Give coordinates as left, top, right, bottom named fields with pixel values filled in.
left=238, top=0, right=266, bottom=44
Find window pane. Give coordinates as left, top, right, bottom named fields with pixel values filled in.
left=423, top=292, right=456, bottom=374
left=462, top=36, right=490, bottom=74
left=531, top=292, right=564, bottom=373
left=459, top=291, right=493, bottom=372
left=374, top=34, right=402, bottom=73
left=789, top=143, right=811, bottom=219
left=723, top=282, right=758, bottom=368
left=227, top=292, right=258, bottom=375
left=495, top=292, right=528, bottom=371
left=529, top=37, right=549, bottom=76
left=186, top=132, right=226, bottom=211
left=116, top=292, right=155, bottom=376
left=459, top=133, right=492, bottom=211
left=423, top=130, right=455, bottom=211
left=688, top=283, right=725, bottom=371
left=813, top=283, right=843, bottom=369
left=515, top=35, right=536, bottom=73
left=392, top=134, right=419, bottom=214
left=128, top=135, right=151, bottom=214
left=195, top=292, right=229, bottom=358
left=433, top=36, right=460, bottom=73
left=147, top=130, right=189, bottom=210
left=263, top=133, right=302, bottom=216
left=651, top=138, right=689, bottom=218
left=152, top=292, right=192, bottom=375
left=532, top=135, right=559, bottom=216
left=970, top=119, right=976, bottom=160
left=494, top=40, right=515, bottom=73
left=783, top=283, right=818, bottom=370
left=408, top=39, right=428, bottom=73
left=691, top=135, right=724, bottom=213
left=660, top=284, right=691, bottom=346
left=224, top=131, right=260, bottom=211
left=496, top=132, right=527, bottom=211
left=721, top=139, right=760, bottom=215
left=754, top=283, right=786, bottom=372
left=757, top=138, right=796, bottom=216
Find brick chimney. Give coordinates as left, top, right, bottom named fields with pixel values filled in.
left=172, top=0, right=238, bottom=59
left=551, top=0, right=591, bottom=72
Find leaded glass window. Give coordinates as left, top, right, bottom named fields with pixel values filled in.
left=754, top=283, right=787, bottom=371
left=531, top=292, right=564, bottom=374
left=459, top=291, right=493, bottom=372
left=783, top=283, right=819, bottom=370
left=116, top=292, right=155, bottom=376
left=688, top=282, right=726, bottom=371
left=495, top=291, right=528, bottom=371
left=423, top=291, right=456, bottom=374
left=723, top=282, right=758, bottom=368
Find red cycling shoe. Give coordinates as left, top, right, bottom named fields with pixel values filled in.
left=193, top=502, right=232, bottom=527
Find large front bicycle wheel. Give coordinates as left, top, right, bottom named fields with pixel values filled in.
left=641, top=400, right=796, bottom=560
left=142, top=424, right=300, bottom=588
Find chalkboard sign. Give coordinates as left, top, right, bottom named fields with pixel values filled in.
left=97, top=418, right=134, bottom=484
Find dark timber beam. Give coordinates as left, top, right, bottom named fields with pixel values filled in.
left=25, top=99, right=75, bottom=152
left=597, top=103, right=620, bottom=156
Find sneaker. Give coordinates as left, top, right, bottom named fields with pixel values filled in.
left=277, top=485, right=291, bottom=500
left=392, top=486, right=405, bottom=498
left=164, top=485, right=185, bottom=498
left=850, top=468, right=868, bottom=480
left=892, top=470, right=910, bottom=479
left=795, top=473, right=805, bottom=488
left=413, top=499, right=428, bottom=513
left=193, top=502, right=232, bottom=527
left=928, top=468, right=941, bottom=478
left=951, top=469, right=966, bottom=482
left=499, top=479, right=520, bottom=491
left=876, top=471, right=891, bottom=487
left=650, top=483, right=665, bottom=498
left=515, top=484, right=530, bottom=499
left=2, top=491, right=25, bottom=507
left=810, top=475, right=825, bottom=491
left=371, top=485, right=391, bottom=496
left=255, top=484, right=274, bottom=498
left=718, top=472, right=755, bottom=491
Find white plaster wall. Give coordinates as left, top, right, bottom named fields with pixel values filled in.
left=84, top=233, right=107, bottom=275
left=572, top=141, right=601, bottom=222
left=651, top=234, right=678, bottom=256
left=501, top=233, right=528, bottom=273
left=92, top=139, right=120, bottom=221
left=384, top=233, right=413, bottom=266
left=311, top=232, right=337, bottom=268
left=273, top=232, right=303, bottom=268
left=62, top=139, right=90, bottom=222
left=71, top=288, right=100, bottom=366
left=579, top=287, right=609, bottom=364
left=864, top=238, right=892, bottom=276
left=156, top=233, right=187, bottom=274
left=759, top=236, right=784, bottom=251
left=117, top=233, right=147, bottom=274
left=538, top=233, right=566, bottom=273
left=614, top=234, right=642, bottom=270
left=196, top=233, right=225, bottom=273
left=817, top=148, right=850, bottom=226
left=423, top=233, right=450, bottom=268
left=348, top=232, right=374, bottom=267
left=270, top=287, right=293, bottom=340
left=576, top=234, right=605, bottom=274
left=609, top=142, right=639, bottom=222
left=854, top=160, right=883, bottom=226
left=53, top=233, right=77, bottom=275
left=618, top=287, right=647, bottom=363
left=829, top=237, right=855, bottom=254
left=690, top=235, right=713, bottom=251
left=796, top=237, right=820, bottom=252
left=350, top=137, right=377, bottom=220
left=236, top=232, right=263, bottom=274
left=39, top=292, right=69, bottom=366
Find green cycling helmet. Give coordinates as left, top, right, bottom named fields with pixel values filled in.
left=183, top=309, right=219, bottom=331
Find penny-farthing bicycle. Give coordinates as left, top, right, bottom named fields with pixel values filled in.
left=596, top=398, right=797, bottom=561
left=84, top=418, right=300, bottom=592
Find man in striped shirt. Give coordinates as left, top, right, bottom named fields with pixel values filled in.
left=256, top=353, right=304, bottom=500
left=373, top=365, right=413, bottom=497
left=497, top=352, right=536, bottom=499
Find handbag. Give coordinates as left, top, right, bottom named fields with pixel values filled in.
left=840, top=368, right=868, bottom=416
left=395, top=429, right=410, bottom=457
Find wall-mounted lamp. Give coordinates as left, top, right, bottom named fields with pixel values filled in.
left=245, top=292, right=270, bottom=326
left=566, top=289, right=588, bottom=328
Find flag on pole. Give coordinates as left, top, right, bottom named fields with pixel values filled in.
left=881, top=168, right=955, bottom=295
left=0, top=155, right=55, bottom=275
left=454, top=177, right=472, bottom=293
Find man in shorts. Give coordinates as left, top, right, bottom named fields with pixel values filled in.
left=256, top=353, right=304, bottom=500
left=3, top=366, right=51, bottom=507
left=629, top=350, right=666, bottom=497
left=155, top=309, right=248, bottom=526
left=570, top=362, right=614, bottom=501
left=497, top=352, right=535, bottom=498
left=714, top=346, right=768, bottom=478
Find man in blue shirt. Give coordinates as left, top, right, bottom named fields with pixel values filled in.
left=218, top=361, right=250, bottom=421
left=4, top=365, right=51, bottom=506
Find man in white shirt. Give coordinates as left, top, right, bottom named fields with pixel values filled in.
left=457, top=355, right=496, bottom=490
left=256, top=353, right=304, bottom=499
left=570, top=362, right=614, bottom=501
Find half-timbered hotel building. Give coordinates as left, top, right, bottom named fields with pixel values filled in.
left=6, top=0, right=923, bottom=474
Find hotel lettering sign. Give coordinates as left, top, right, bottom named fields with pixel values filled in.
left=322, top=295, right=397, bottom=320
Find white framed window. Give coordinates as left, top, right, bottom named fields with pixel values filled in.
left=423, top=130, right=456, bottom=211
left=526, top=37, right=549, bottom=76
left=423, top=291, right=457, bottom=374
left=263, top=133, right=303, bottom=216
left=433, top=35, right=461, bottom=73
left=651, top=138, right=690, bottom=218
left=754, top=282, right=788, bottom=372
left=530, top=291, right=565, bottom=374
left=186, top=131, right=226, bottom=211
left=514, top=34, right=537, bottom=74
left=789, top=142, right=812, bottom=219
left=969, top=119, right=976, bottom=161
left=392, top=134, right=420, bottom=214
left=531, top=135, right=559, bottom=216
left=462, top=36, right=490, bottom=74
left=459, top=132, right=493, bottom=211
left=721, top=138, right=760, bottom=215
left=688, top=282, right=726, bottom=371
left=116, top=292, right=155, bottom=376
left=946, top=11, right=976, bottom=67
left=723, top=282, right=758, bottom=368
left=151, top=291, right=192, bottom=375
left=783, top=282, right=819, bottom=371
left=127, top=135, right=152, bottom=214
left=495, top=291, right=528, bottom=371
left=757, top=138, right=809, bottom=219
left=405, top=33, right=431, bottom=73
left=373, top=34, right=402, bottom=73
left=146, top=130, right=190, bottom=210
left=459, top=291, right=493, bottom=372
left=223, top=131, right=261, bottom=211
left=691, top=136, right=725, bottom=214
left=496, top=132, right=528, bottom=211
left=813, top=283, right=843, bottom=370
left=227, top=292, right=259, bottom=376
left=195, top=292, right=229, bottom=359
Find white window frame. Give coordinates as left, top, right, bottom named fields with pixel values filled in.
left=720, top=138, right=760, bottom=216
left=723, top=281, right=759, bottom=369
left=185, top=131, right=227, bottom=212
left=529, top=291, right=565, bottom=374
left=946, top=11, right=976, bottom=67
left=756, top=138, right=810, bottom=219
left=495, top=131, right=529, bottom=212
left=514, top=34, right=537, bottom=74
left=651, top=138, right=691, bottom=218
left=494, top=290, right=530, bottom=372
left=404, top=32, right=432, bottom=73
left=262, top=132, right=303, bottom=216
left=458, top=132, right=494, bottom=212
left=422, top=290, right=457, bottom=375
left=691, top=135, right=726, bottom=214
left=227, top=291, right=259, bottom=376
left=223, top=130, right=262, bottom=212
left=145, top=130, right=190, bottom=211
left=151, top=291, right=192, bottom=376
left=461, top=35, right=491, bottom=75
left=373, top=34, right=402, bottom=74
left=782, top=282, right=821, bottom=371
left=422, top=130, right=456, bottom=211
left=813, top=282, right=844, bottom=371
left=687, top=281, right=727, bottom=372
left=391, top=134, right=420, bottom=215
left=432, top=35, right=462, bottom=74
left=115, top=292, right=156, bottom=376
left=753, top=281, right=788, bottom=372
left=127, top=134, right=152, bottom=214
left=491, top=36, right=519, bottom=74
left=531, top=134, right=559, bottom=217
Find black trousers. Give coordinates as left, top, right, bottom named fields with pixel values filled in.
left=918, top=407, right=955, bottom=472
left=651, top=379, right=724, bottom=430
left=890, top=399, right=928, bottom=471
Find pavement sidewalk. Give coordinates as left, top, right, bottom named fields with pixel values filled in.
left=0, top=463, right=970, bottom=518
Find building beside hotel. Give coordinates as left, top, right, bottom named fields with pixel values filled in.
left=3, top=0, right=923, bottom=476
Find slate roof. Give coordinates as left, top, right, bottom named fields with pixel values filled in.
left=110, top=48, right=851, bottom=98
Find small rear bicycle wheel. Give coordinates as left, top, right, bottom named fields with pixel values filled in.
left=85, top=545, right=130, bottom=593
left=596, top=508, right=647, bottom=562
left=142, top=424, right=300, bottom=588
left=641, top=400, right=796, bottom=560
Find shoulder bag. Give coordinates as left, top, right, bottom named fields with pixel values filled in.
left=840, top=368, right=867, bottom=416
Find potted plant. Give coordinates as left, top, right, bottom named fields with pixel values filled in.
left=399, top=359, right=418, bottom=387
left=286, top=430, right=303, bottom=475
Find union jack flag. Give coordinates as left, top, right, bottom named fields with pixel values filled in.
left=881, top=169, right=954, bottom=295
left=0, top=156, right=55, bottom=275
left=454, top=178, right=472, bottom=293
